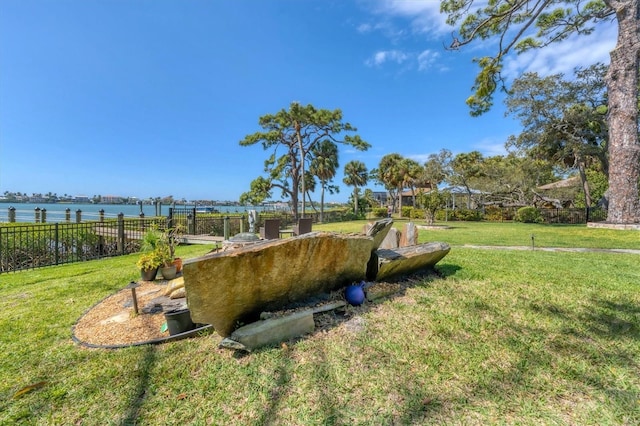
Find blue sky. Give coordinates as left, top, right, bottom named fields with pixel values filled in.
left=0, top=0, right=616, bottom=203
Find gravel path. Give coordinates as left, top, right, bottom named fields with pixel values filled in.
left=456, top=245, right=640, bottom=254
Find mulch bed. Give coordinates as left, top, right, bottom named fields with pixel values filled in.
left=72, top=273, right=434, bottom=348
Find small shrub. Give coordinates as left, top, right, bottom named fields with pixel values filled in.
left=484, top=206, right=505, bottom=222
left=514, top=206, right=544, bottom=223
left=450, top=209, right=483, bottom=221
left=371, top=208, right=387, bottom=218
left=411, top=208, right=425, bottom=219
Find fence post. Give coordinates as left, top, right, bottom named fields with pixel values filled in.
left=41, top=209, right=47, bottom=223
left=99, top=209, right=105, bottom=222
left=76, top=210, right=82, bottom=223
left=117, top=213, right=125, bottom=255
left=65, top=208, right=71, bottom=222
left=224, top=216, right=230, bottom=240
left=54, top=223, right=60, bottom=265
left=240, top=215, right=245, bottom=233
left=187, top=213, right=195, bottom=235
left=8, top=207, right=15, bottom=223
left=35, top=207, right=41, bottom=223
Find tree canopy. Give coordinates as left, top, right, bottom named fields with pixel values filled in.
left=505, top=64, right=609, bottom=207
left=239, top=102, right=370, bottom=218
left=441, top=0, right=640, bottom=223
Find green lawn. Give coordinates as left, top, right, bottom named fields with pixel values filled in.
left=1, top=222, right=639, bottom=425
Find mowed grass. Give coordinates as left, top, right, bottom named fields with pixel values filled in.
left=1, top=221, right=639, bottom=425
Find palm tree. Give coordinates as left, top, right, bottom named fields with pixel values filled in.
left=309, top=140, right=339, bottom=222
left=399, top=158, right=423, bottom=213
left=377, top=153, right=404, bottom=216
left=343, top=160, right=369, bottom=216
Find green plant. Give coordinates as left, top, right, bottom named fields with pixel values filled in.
left=371, top=207, right=387, bottom=218
left=139, top=226, right=163, bottom=253
left=514, top=206, right=544, bottom=223
left=135, top=250, right=162, bottom=270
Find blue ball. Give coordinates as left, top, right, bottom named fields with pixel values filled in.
left=345, top=284, right=365, bottom=306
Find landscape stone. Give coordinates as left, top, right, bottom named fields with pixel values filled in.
left=375, top=242, right=451, bottom=281
left=182, top=232, right=373, bottom=337
left=364, top=218, right=394, bottom=249
left=227, top=309, right=315, bottom=351
left=379, top=228, right=401, bottom=249
left=399, top=222, right=419, bottom=247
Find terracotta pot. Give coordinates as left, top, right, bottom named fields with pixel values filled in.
left=172, top=257, right=183, bottom=273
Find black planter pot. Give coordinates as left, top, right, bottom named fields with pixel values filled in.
left=164, top=309, right=195, bottom=336
left=140, top=267, right=158, bottom=281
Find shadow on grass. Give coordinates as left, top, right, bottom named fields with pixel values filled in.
left=244, top=269, right=446, bottom=423
left=459, top=296, right=640, bottom=422
left=120, top=345, right=156, bottom=426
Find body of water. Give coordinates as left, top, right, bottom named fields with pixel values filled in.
left=0, top=203, right=281, bottom=223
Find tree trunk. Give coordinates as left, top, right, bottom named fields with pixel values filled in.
left=605, top=0, right=640, bottom=223
left=295, top=122, right=306, bottom=219
left=353, top=187, right=359, bottom=215
left=577, top=157, right=592, bottom=208
left=320, top=185, right=325, bottom=223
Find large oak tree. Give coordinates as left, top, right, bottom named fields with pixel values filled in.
left=441, top=0, right=639, bottom=223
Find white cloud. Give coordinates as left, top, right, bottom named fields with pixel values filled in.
left=366, top=49, right=410, bottom=67
left=502, top=24, right=615, bottom=80
left=365, top=48, right=443, bottom=71
left=374, top=0, right=451, bottom=35
left=360, top=1, right=617, bottom=80
left=357, top=23, right=373, bottom=33
left=475, top=140, right=508, bottom=157
left=417, top=49, right=440, bottom=71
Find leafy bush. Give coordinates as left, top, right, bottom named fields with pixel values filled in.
left=411, top=208, right=425, bottom=219
left=483, top=205, right=517, bottom=221
left=514, top=206, right=544, bottom=223
left=371, top=208, right=387, bottom=218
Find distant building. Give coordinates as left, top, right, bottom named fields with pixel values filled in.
left=101, top=195, right=124, bottom=204
left=29, top=195, right=46, bottom=203
left=74, top=195, right=90, bottom=203
left=372, top=191, right=388, bottom=206
left=400, top=185, right=434, bottom=207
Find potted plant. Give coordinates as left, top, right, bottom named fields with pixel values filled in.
left=136, top=250, right=162, bottom=281
left=136, top=226, right=165, bottom=280
left=157, top=244, right=177, bottom=280
left=165, top=224, right=185, bottom=273
left=156, top=224, right=184, bottom=280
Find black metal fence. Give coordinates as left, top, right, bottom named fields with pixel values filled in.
left=0, top=216, right=166, bottom=273
left=0, top=209, right=351, bottom=273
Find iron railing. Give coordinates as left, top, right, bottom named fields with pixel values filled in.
left=0, top=216, right=165, bottom=273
